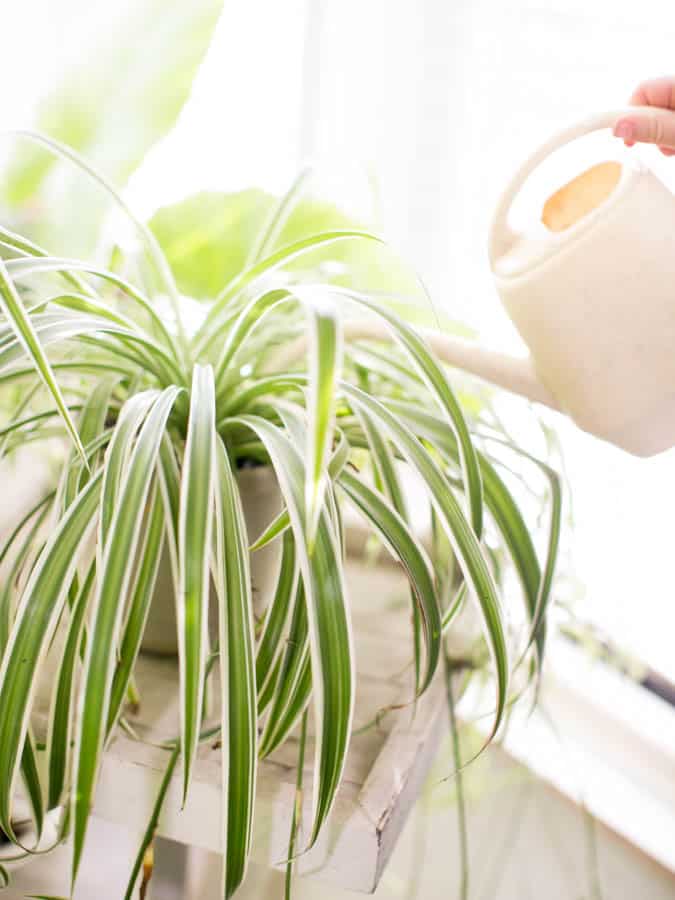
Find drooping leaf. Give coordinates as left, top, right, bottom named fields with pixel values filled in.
left=106, top=483, right=165, bottom=734
left=177, top=365, right=216, bottom=803
left=259, top=580, right=311, bottom=758
left=0, top=259, right=86, bottom=463
left=63, top=377, right=117, bottom=510
left=230, top=415, right=353, bottom=845
left=305, top=296, right=342, bottom=545
left=71, top=387, right=179, bottom=884
left=20, top=728, right=44, bottom=845
left=385, top=401, right=556, bottom=663
left=99, top=391, right=159, bottom=547
left=213, top=437, right=258, bottom=898
left=241, top=377, right=507, bottom=743
left=0, top=473, right=102, bottom=843
left=255, top=531, right=298, bottom=699
left=339, top=470, right=441, bottom=694
left=5, top=256, right=181, bottom=366
left=47, top=563, right=96, bottom=811
left=342, top=384, right=507, bottom=740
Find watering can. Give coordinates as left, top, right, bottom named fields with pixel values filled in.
left=435, top=108, right=675, bottom=457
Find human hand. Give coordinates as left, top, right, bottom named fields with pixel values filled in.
left=613, top=77, right=675, bottom=156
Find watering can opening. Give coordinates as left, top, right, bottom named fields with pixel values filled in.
left=541, top=160, right=623, bottom=232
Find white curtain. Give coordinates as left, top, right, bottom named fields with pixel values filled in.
left=302, top=0, right=675, bottom=343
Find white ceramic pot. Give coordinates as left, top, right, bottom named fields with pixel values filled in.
left=141, top=465, right=282, bottom=656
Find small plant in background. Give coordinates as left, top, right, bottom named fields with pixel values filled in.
left=0, top=4, right=562, bottom=897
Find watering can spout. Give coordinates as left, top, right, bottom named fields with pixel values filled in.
left=273, top=318, right=560, bottom=411
left=417, top=331, right=560, bottom=410
left=325, top=320, right=560, bottom=410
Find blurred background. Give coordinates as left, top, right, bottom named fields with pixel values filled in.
left=5, top=0, right=675, bottom=678
left=3, top=1, right=675, bottom=897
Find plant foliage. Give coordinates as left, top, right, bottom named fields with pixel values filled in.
left=0, top=150, right=561, bottom=898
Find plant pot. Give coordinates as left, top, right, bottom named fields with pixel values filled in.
left=141, top=466, right=282, bottom=656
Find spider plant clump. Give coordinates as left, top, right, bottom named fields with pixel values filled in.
left=0, top=133, right=561, bottom=898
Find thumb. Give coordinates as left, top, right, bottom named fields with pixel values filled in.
left=614, top=109, right=675, bottom=149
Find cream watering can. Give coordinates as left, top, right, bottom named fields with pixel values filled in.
left=276, top=108, right=675, bottom=455
left=462, top=107, right=675, bottom=457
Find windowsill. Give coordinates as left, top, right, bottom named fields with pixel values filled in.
left=470, top=636, right=675, bottom=879
left=343, top=520, right=675, bottom=880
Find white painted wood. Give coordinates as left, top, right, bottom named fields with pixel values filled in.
left=152, top=837, right=191, bottom=898
left=86, top=560, right=450, bottom=894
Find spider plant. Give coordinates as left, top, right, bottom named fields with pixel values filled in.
left=0, top=132, right=561, bottom=899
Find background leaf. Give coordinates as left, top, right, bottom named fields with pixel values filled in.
left=1, top=0, right=224, bottom=255
left=149, top=189, right=423, bottom=301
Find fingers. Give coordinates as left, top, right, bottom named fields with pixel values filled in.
left=629, top=77, right=675, bottom=111
left=613, top=108, right=675, bottom=151
left=617, top=77, right=675, bottom=155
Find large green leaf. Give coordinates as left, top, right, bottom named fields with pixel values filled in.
left=2, top=0, right=224, bottom=255
left=150, top=189, right=421, bottom=303
left=149, top=190, right=273, bottom=300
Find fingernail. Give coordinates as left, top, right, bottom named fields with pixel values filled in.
left=614, top=119, right=635, bottom=140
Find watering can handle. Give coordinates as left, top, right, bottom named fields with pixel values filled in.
left=488, top=107, right=652, bottom=266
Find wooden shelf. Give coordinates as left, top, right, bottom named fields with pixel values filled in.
left=60, top=561, right=448, bottom=894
